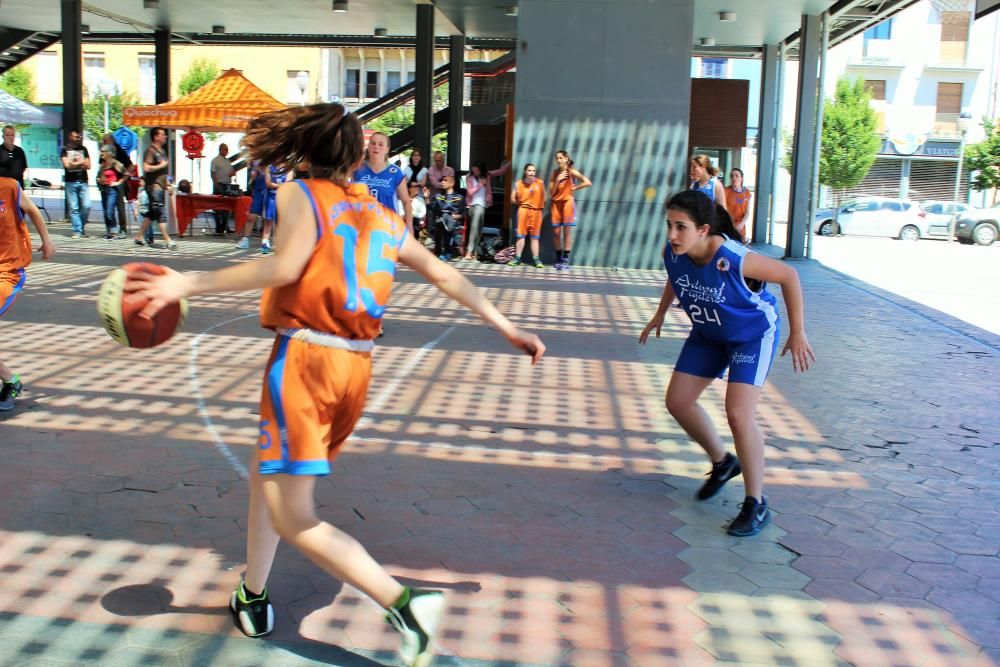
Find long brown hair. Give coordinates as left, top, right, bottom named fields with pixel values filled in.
left=242, top=103, right=364, bottom=184
left=690, top=154, right=719, bottom=177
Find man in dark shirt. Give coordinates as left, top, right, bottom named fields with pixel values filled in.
left=60, top=129, right=91, bottom=238
left=132, top=126, right=177, bottom=250
left=1, top=125, right=28, bottom=188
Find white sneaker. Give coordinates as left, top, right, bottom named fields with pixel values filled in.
left=385, top=589, right=445, bottom=667
left=236, top=237, right=250, bottom=249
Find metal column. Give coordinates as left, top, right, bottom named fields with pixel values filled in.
left=60, top=0, right=83, bottom=132
left=154, top=29, right=171, bottom=104
left=447, top=35, right=465, bottom=171
left=786, top=14, right=822, bottom=259
left=413, top=4, right=435, bottom=161
left=806, top=12, right=829, bottom=260
left=753, top=43, right=780, bottom=245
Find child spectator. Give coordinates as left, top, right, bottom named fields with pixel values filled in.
left=429, top=174, right=465, bottom=260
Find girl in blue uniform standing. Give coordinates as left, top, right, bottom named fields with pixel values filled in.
left=640, top=190, right=815, bottom=536
left=259, top=165, right=294, bottom=254
left=689, top=154, right=726, bottom=204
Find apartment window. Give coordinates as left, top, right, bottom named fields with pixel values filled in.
left=138, top=54, right=156, bottom=104
left=936, top=82, right=962, bottom=115
left=863, top=20, right=893, bottom=41
left=865, top=80, right=886, bottom=101
left=406, top=70, right=415, bottom=84
left=701, top=58, right=727, bottom=79
left=386, top=70, right=401, bottom=92
left=940, top=12, right=970, bottom=41
left=344, top=68, right=361, bottom=98
left=365, top=71, right=379, bottom=98
left=83, top=53, right=105, bottom=89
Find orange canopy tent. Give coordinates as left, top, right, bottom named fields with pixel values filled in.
left=122, top=68, right=287, bottom=131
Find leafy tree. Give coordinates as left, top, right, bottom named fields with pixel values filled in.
left=780, top=128, right=794, bottom=173
left=0, top=66, right=36, bottom=104
left=83, top=89, right=146, bottom=141
left=819, top=77, right=881, bottom=206
left=963, top=118, right=1000, bottom=205
left=365, top=81, right=450, bottom=157
left=178, top=58, right=219, bottom=97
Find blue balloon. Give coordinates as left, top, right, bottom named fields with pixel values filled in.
left=113, top=126, right=138, bottom=153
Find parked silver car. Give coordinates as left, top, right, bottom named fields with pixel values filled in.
left=812, top=196, right=929, bottom=240
left=918, top=201, right=972, bottom=238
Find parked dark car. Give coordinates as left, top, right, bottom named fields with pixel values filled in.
left=953, top=203, right=1000, bottom=246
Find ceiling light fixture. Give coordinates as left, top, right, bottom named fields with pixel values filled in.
left=212, top=25, right=225, bottom=34
left=699, top=37, right=716, bottom=46
left=719, top=11, right=736, bottom=21
left=332, top=0, right=348, bottom=11
left=374, top=27, right=388, bottom=37
left=143, top=0, right=159, bottom=8
left=505, top=6, right=518, bottom=17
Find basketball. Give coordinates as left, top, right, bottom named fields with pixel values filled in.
left=97, top=263, right=188, bottom=348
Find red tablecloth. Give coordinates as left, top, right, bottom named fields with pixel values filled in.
left=174, top=194, right=252, bottom=235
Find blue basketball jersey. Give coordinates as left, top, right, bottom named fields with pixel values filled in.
left=354, top=162, right=405, bottom=212
left=663, top=239, right=779, bottom=343
left=251, top=162, right=268, bottom=193
left=690, top=180, right=716, bottom=202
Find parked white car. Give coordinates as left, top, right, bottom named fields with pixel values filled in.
left=812, top=196, right=930, bottom=240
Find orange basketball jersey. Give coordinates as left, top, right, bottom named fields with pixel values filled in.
left=515, top=178, right=545, bottom=210
left=0, top=177, right=31, bottom=274
left=259, top=179, right=408, bottom=340
left=551, top=171, right=575, bottom=202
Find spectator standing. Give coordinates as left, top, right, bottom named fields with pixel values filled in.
left=404, top=149, right=428, bottom=187
left=133, top=126, right=177, bottom=250
left=463, top=160, right=510, bottom=260
left=724, top=167, right=753, bottom=242
left=97, top=147, right=125, bottom=239
left=0, top=126, right=28, bottom=187
left=102, top=133, right=132, bottom=234
left=210, top=143, right=237, bottom=234
left=61, top=129, right=91, bottom=238
left=427, top=151, right=454, bottom=198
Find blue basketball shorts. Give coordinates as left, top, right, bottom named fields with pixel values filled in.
left=675, top=325, right=780, bottom=387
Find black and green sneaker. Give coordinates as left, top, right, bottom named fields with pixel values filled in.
left=385, top=588, right=445, bottom=667
left=0, top=375, right=23, bottom=412
left=695, top=452, right=741, bottom=501
left=507, top=258, right=522, bottom=267
left=229, top=581, right=274, bottom=637
left=727, top=496, right=771, bottom=537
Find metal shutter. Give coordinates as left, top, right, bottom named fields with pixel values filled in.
left=908, top=160, right=970, bottom=201
left=842, top=158, right=902, bottom=199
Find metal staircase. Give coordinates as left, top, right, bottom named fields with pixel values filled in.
left=0, top=29, right=60, bottom=77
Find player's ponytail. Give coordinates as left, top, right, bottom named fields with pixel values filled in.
left=243, top=103, right=364, bottom=185
left=691, top=154, right=719, bottom=177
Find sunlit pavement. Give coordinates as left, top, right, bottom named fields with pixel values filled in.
left=1, top=225, right=998, bottom=666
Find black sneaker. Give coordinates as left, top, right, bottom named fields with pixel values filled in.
left=385, top=588, right=445, bottom=667
left=229, top=581, right=274, bottom=637
left=727, top=496, right=770, bottom=537
left=695, top=452, right=741, bottom=500
left=0, top=375, right=23, bottom=411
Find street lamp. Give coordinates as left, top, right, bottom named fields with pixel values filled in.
left=296, top=70, right=309, bottom=106
left=948, top=109, right=974, bottom=243
left=96, top=79, right=117, bottom=133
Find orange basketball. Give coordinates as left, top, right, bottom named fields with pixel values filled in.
left=97, top=263, right=188, bottom=348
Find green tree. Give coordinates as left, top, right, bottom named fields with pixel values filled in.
left=0, top=66, right=36, bottom=104
left=819, top=77, right=881, bottom=205
left=83, top=89, right=146, bottom=141
left=963, top=118, right=1000, bottom=205
left=365, top=81, right=449, bottom=158
left=780, top=128, right=794, bottom=173
left=178, top=58, right=219, bottom=97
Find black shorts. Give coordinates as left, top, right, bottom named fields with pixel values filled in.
left=146, top=188, right=165, bottom=222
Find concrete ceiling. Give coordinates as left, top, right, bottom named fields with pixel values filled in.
left=0, top=0, right=842, bottom=47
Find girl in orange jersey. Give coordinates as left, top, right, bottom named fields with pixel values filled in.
left=125, top=103, right=544, bottom=667
left=548, top=150, right=591, bottom=270
left=509, top=164, right=547, bottom=268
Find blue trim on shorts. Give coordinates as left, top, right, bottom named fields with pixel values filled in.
left=258, top=459, right=332, bottom=476
left=515, top=234, right=541, bottom=239
left=267, top=336, right=292, bottom=465
left=552, top=222, right=577, bottom=228
left=294, top=180, right=323, bottom=239
left=0, top=269, right=26, bottom=317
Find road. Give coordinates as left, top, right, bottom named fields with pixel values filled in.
left=806, top=234, right=1000, bottom=335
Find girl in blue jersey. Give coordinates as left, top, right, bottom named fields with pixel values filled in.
left=640, top=190, right=815, bottom=536
left=237, top=161, right=269, bottom=250
left=354, top=131, right=412, bottom=234
left=259, top=165, right=294, bottom=254
left=689, top=154, right=726, bottom=204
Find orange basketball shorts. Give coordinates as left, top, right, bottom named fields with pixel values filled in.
left=257, top=336, right=372, bottom=476
left=0, top=269, right=26, bottom=318
left=516, top=207, right=542, bottom=239
left=551, top=199, right=576, bottom=226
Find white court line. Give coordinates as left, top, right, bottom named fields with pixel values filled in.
left=189, top=313, right=258, bottom=479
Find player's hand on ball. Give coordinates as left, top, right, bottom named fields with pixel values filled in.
left=507, top=329, right=545, bottom=365
left=781, top=330, right=816, bottom=372
left=125, top=265, right=192, bottom=320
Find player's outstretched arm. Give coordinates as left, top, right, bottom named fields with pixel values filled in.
left=398, top=234, right=545, bottom=365
left=126, top=183, right=316, bottom=318
left=639, top=280, right=675, bottom=344
left=18, top=190, right=54, bottom=260
left=742, top=253, right=816, bottom=372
